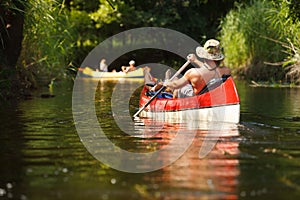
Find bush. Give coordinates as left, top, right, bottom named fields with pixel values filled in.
left=18, top=0, right=79, bottom=87
left=219, top=0, right=291, bottom=82
left=266, top=0, right=300, bottom=84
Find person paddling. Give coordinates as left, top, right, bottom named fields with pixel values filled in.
left=122, top=60, right=136, bottom=73
left=99, top=59, right=108, bottom=72
left=163, top=39, right=231, bottom=98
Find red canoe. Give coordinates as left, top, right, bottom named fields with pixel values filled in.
left=138, top=76, right=240, bottom=124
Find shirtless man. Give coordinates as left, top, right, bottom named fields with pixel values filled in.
left=122, top=60, right=136, bottom=73
left=164, top=39, right=231, bottom=98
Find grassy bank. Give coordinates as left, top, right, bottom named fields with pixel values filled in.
left=219, top=0, right=300, bottom=84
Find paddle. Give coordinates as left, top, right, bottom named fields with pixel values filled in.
left=133, top=60, right=190, bottom=118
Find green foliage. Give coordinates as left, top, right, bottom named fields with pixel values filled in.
left=7, top=0, right=300, bottom=90
left=282, top=40, right=300, bottom=84
left=219, top=0, right=300, bottom=83
left=19, top=0, right=78, bottom=86
left=68, top=8, right=98, bottom=62
left=219, top=0, right=284, bottom=81
left=0, top=0, right=249, bottom=99
left=89, top=0, right=120, bottom=28
left=266, top=0, right=300, bottom=84
left=87, top=0, right=237, bottom=42
left=19, top=0, right=120, bottom=87
left=218, top=8, right=250, bottom=72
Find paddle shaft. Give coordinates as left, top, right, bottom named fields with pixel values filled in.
left=133, top=60, right=190, bottom=118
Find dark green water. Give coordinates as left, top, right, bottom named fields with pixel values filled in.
left=0, top=79, right=299, bottom=200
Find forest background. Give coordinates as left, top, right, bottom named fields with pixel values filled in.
left=0, top=0, right=299, bottom=99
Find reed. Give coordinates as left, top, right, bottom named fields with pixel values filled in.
left=266, top=0, right=300, bottom=84
left=219, top=0, right=300, bottom=82
left=18, top=0, right=77, bottom=86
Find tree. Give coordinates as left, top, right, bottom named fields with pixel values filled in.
left=0, top=0, right=26, bottom=98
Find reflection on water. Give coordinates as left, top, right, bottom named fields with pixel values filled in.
left=238, top=81, right=300, bottom=129
left=0, top=79, right=300, bottom=199
left=139, top=125, right=240, bottom=200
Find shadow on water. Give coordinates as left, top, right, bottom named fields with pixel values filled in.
left=0, top=103, right=25, bottom=199
left=0, top=78, right=300, bottom=199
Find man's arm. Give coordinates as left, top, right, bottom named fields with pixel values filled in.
left=187, top=54, right=204, bottom=68
left=164, top=72, right=190, bottom=89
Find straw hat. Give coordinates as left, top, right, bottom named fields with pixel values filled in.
left=196, top=39, right=224, bottom=61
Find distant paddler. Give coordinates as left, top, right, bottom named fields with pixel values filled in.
left=121, top=60, right=136, bottom=73
left=99, top=58, right=108, bottom=72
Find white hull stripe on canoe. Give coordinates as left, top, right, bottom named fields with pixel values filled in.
left=139, top=104, right=240, bottom=124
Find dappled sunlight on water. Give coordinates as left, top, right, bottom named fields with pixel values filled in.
left=0, top=79, right=300, bottom=199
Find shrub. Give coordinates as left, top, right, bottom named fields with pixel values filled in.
left=219, top=0, right=288, bottom=82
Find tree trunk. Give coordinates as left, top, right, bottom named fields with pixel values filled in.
left=0, top=0, right=25, bottom=98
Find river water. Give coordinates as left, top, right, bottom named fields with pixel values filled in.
left=0, top=78, right=300, bottom=200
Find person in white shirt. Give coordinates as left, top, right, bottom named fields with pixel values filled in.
left=99, top=59, right=108, bottom=72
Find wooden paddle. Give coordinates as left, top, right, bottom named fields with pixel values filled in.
left=133, top=60, right=190, bottom=118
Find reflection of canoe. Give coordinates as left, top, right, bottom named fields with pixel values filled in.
left=81, top=67, right=144, bottom=78
left=138, top=76, right=240, bottom=124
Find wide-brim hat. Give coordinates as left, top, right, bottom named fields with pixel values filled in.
left=196, top=39, right=224, bottom=61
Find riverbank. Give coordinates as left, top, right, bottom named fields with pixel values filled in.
left=250, top=80, right=300, bottom=88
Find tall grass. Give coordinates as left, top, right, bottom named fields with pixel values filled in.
left=219, top=0, right=299, bottom=83
left=266, top=0, right=300, bottom=84
left=18, top=0, right=77, bottom=87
